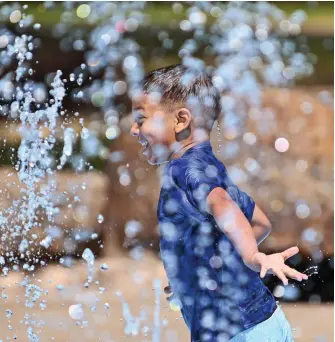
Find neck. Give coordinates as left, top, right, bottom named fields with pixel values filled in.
left=168, top=138, right=210, bottom=161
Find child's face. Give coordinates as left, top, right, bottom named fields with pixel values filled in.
left=130, top=93, right=177, bottom=165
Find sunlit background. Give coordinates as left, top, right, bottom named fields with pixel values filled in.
left=0, top=1, right=333, bottom=341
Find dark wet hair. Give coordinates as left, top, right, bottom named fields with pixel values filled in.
left=141, top=64, right=222, bottom=131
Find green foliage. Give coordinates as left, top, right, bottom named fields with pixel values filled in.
left=0, top=140, right=107, bottom=171
left=3, top=1, right=333, bottom=33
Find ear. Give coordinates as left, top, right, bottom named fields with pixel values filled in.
left=174, top=108, right=192, bottom=133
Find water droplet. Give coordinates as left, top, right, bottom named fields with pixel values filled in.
left=100, top=263, right=108, bottom=271
left=273, top=285, right=285, bottom=297
left=69, top=304, right=84, bottom=320
left=296, top=204, right=310, bottom=219
left=275, top=137, right=289, bottom=153
left=77, top=4, right=91, bottom=19
left=10, top=10, right=22, bottom=24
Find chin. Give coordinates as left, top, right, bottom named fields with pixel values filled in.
left=147, top=155, right=169, bottom=166
left=147, top=158, right=157, bottom=166
left=147, top=157, right=162, bottom=166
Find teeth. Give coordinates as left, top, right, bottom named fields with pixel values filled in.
left=139, top=141, right=149, bottom=147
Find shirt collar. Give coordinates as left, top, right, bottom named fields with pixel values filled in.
left=182, top=140, right=212, bottom=156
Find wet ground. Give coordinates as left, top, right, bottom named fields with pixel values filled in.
left=1, top=251, right=333, bottom=341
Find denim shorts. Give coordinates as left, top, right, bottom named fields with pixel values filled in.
left=229, top=305, right=294, bottom=342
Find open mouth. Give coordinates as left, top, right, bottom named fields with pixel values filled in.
left=139, top=140, right=150, bottom=154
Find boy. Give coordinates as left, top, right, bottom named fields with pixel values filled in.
left=130, top=64, right=308, bottom=341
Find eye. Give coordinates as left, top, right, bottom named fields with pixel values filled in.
left=136, top=116, right=145, bottom=126
left=132, top=110, right=145, bottom=124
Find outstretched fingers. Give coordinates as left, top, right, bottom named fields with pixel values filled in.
left=167, top=294, right=175, bottom=302
left=282, top=265, right=308, bottom=282
left=164, top=285, right=174, bottom=303
left=260, top=264, right=268, bottom=278
left=281, top=246, right=299, bottom=261
left=273, top=268, right=289, bottom=286
left=164, top=285, right=173, bottom=295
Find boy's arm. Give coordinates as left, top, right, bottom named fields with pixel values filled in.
left=250, top=204, right=272, bottom=245
left=206, top=187, right=259, bottom=266
left=206, top=187, right=307, bottom=284
left=211, top=186, right=272, bottom=246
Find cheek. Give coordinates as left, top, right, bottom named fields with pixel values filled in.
left=152, top=116, right=165, bottom=130
left=147, top=117, right=171, bottom=140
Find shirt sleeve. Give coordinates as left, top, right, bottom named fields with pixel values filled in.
left=226, top=185, right=255, bottom=222
left=170, top=159, right=255, bottom=221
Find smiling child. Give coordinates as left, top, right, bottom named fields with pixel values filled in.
left=130, top=64, right=307, bottom=341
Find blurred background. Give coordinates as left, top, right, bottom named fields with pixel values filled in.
left=0, top=1, right=333, bottom=341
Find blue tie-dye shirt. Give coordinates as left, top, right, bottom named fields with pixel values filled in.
left=157, top=140, right=276, bottom=341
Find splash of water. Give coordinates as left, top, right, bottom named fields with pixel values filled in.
left=152, top=279, right=161, bottom=342
left=216, top=116, right=222, bottom=155
left=82, top=247, right=95, bottom=283
left=58, top=127, right=75, bottom=169
left=0, top=27, right=67, bottom=268
left=0, top=6, right=81, bottom=341
left=115, top=290, right=147, bottom=337
left=302, top=265, right=319, bottom=276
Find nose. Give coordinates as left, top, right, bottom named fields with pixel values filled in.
left=130, top=122, right=139, bottom=137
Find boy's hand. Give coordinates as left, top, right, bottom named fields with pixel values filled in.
left=164, top=284, right=182, bottom=311
left=164, top=285, right=173, bottom=302
left=249, top=246, right=308, bottom=286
